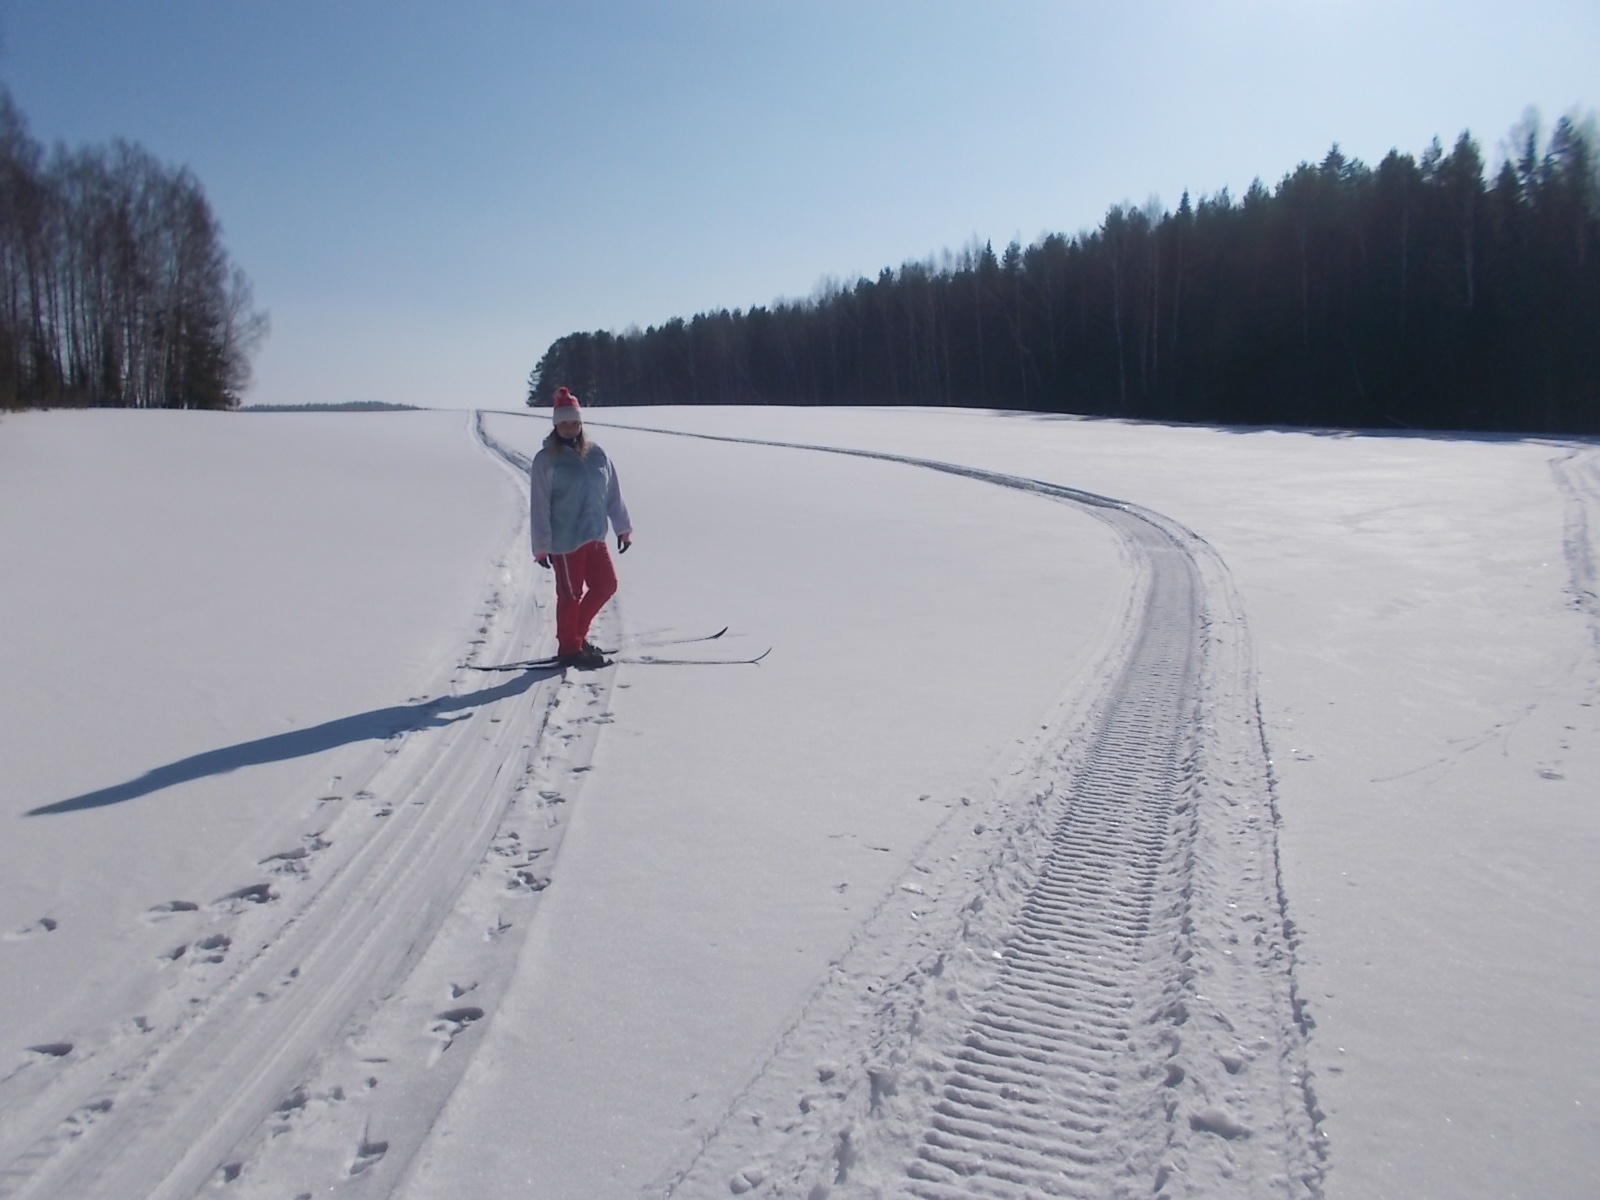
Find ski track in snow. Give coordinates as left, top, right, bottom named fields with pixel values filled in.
left=1554, top=447, right=1600, bottom=664
left=0, top=414, right=612, bottom=1200
left=584, top=421, right=1325, bottom=1200
left=0, top=412, right=1337, bottom=1200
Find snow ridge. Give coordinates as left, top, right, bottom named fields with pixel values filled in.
left=592, top=422, right=1323, bottom=1200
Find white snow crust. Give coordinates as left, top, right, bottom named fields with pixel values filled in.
left=0, top=404, right=1595, bottom=1200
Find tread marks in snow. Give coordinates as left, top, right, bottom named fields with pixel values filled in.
left=603, top=421, right=1324, bottom=1200
left=908, top=512, right=1199, bottom=1198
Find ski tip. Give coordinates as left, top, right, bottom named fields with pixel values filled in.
left=752, top=648, right=772, bottom=663
left=710, top=625, right=730, bottom=639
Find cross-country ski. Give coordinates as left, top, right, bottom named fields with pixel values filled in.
left=470, top=626, right=731, bottom=672
left=612, top=647, right=770, bottom=666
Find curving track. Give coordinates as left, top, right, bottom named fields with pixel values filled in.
left=905, top=513, right=1201, bottom=1198
left=0, top=413, right=1323, bottom=1199
left=597, top=421, right=1324, bottom=1200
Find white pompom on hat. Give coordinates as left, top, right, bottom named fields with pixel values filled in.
left=552, top=386, right=582, bottom=423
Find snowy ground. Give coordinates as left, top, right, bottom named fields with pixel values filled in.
left=1, top=405, right=1595, bottom=1199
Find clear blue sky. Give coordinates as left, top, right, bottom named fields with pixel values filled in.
left=3, top=0, right=1595, bottom=408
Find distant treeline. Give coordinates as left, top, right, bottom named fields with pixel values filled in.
left=530, top=114, right=1599, bottom=434
left=1, top=86, right=266, bottom=410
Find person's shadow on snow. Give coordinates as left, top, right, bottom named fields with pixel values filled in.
left=26, top=667, right=557, bottom=816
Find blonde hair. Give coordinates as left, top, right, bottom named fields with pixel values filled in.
left=544, top=427, right=591, bottom=457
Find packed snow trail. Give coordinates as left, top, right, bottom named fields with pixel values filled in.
left=0, top=415, right=600, bottom=1200
left=581, top=421, right=1322, bottom=1199
left=0, top=411, right=1319, bottom=1199
left=903, top=513, right=1201, bottom=1198
left=1554, top=447, right=1600, bottom=653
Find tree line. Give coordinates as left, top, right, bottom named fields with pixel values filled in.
left=529, top=113, right=1599, bottom=434
left=1, top=85, right=266, bottom=410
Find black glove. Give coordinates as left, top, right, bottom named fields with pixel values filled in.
left=536, top=554, right=551, bottom=569
left=617, top=535, right=631, bottom=554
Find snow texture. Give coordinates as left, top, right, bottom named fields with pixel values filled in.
left=1, top=405, right=1596, bottom=1200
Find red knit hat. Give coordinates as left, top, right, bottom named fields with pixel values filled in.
left=552, top=386, right=581, bottom=423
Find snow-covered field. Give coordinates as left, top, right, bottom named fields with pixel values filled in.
left=1, top=405, right=1595, bottom=1199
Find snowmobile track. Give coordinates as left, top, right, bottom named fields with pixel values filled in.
left=905, top=513, right=1199, bottom=1198
left=584, top=419, right=1323, bottom=1200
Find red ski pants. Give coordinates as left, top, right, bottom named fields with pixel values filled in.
left=552, top=539, right=617, bottom=655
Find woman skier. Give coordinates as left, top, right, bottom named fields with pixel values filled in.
left=529, top=386, right=633, bottom=669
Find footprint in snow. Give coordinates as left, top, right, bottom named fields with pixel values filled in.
left=425, top=1005, right=486, bottom=1065
left=58, top=1096, right=114, bottom=1138
left=259, top=834, right=332, bottom=876
left=1189, top=1106, right=1251, bottom=1140
left=191, top=934, right=231, bottom=964
left=260, top=846, right=309, bottom=870
left=4, top=917, right=58, bottom=940
left=275, top=1086, right=309, bottom=1115
left=432, top=1007, right=484, bottom=1037
left=212, top=883, right=275, bottom=912
left=349, top=1136, right=389, bottom=1175
left=145, top=900, right=199, bottom=923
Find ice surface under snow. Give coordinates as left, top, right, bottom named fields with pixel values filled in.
left=0, top=404, right=1595, bottom=1200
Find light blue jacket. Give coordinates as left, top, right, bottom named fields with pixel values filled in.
left=529, top=439, right=632, bottom=557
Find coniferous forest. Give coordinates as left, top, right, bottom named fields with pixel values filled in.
left=0, top=87, right=266, bottom=410
left=530, top=116, right=1600, bottom=434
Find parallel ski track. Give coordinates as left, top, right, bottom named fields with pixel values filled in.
left=588, top=418, right=1303, bottom=1198
left=0, top=413, right=557, bottom=1200
left=1554, top=446, right=1600, bottom=654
